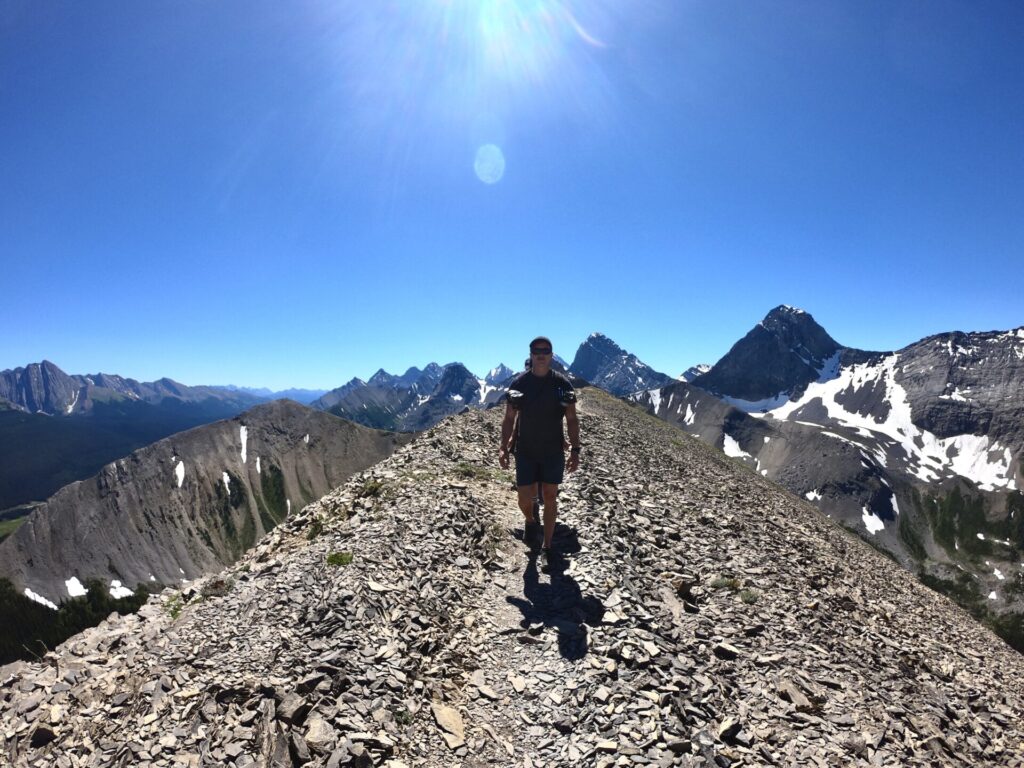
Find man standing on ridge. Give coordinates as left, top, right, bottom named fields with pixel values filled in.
left=498, top=336, right=581, bottom=565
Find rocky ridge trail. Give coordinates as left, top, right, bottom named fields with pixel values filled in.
left=3, top=389, right=1024, bottom=767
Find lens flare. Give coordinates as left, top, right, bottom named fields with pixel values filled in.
left=474, top=144, right=506, bottom=184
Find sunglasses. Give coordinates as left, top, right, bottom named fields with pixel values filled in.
left=530, top=348, right=552, bottom=355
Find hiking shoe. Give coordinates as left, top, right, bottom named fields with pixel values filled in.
left=540, top=546, right=553, bottom=572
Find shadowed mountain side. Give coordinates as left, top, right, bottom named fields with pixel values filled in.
left=3, top=388, right=1022, bottom=766
left=0, top=400, right=412, bottom=607
left=0, top=396, right=265, bottom=513
left=691, top=305, right=844, bottom=402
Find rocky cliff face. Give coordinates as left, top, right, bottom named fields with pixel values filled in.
left=3, top=389, right=1023, bottom=767
left=0, top=361, right=79, bottom=415
left=0, top=400, right=411, bottom=608
left=569, top=333, right=673, bottom=396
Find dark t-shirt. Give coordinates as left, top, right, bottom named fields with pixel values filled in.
left=509, top=370, right=574, bottom=458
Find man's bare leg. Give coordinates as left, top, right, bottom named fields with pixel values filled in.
left=541, top=483, right=559, bottom=549
left=517, top=485, right=538, bottom=522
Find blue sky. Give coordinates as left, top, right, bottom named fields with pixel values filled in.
left=2, top=1, right=1022, bottom=390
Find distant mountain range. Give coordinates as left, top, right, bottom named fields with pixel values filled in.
left=207, top=385, right=327, bottom=404
left=0, top=362, right=268, bottom=513
left=0, top=361, right=264, bottom=416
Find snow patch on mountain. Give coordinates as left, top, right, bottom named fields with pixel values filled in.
left=684, top=404, right=695, bottom=426
left=477, top=379, right=500, bottom=404
left=723, top=434, right=750, bottom=459
left=174, top=461, right=185, bottom=488
left=109, top=580, right=133, bottom=599
left=66, top=576, right=87, bottom=597
left=862, top=507, right=885, bottom=534
left=648, top=389, right=662, bottom=414
left=764, top=354, right=1018, bottom=491
left=24, top=587, right=57, bottom=610
left=240, top=425, right=248, bottom=464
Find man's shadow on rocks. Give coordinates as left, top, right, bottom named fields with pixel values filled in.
left=506, top=524, right=605, bottom=660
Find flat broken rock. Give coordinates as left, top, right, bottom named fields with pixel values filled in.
left=430, top=702, right=465, bottom=749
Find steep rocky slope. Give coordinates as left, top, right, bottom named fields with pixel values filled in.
left=3, top=389, right=1023, bottom=767
left=0, top=400, right=411, bottom=608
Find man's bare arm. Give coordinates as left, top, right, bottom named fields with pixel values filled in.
left=565, top=402, right=581, bottom=472
left=499, top=404, right=516, bottom=468
left=500, top=404, right=517, bottom=450
left=565, top=403, right=580, bottom=449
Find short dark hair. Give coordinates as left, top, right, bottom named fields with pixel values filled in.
left=529, top=336, right=552, bottom=352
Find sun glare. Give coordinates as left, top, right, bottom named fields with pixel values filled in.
left=321, top=1, right=616, bottom=187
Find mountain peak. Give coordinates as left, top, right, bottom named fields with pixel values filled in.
left=368, top=369, right=395, bottom=387
left=761, top=304, right=814, bottom=329
left=679, top=364, right=711, bottom=382
left=768, top=304, right=807, bottom=317
left=570, top=334, right=672, bottom=396
left=485, top=364, right=514, bottom=386
left=693, top=306, right=842, bottom=402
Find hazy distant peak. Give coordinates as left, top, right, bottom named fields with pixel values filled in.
left=486, top=364, right=514, bottom=385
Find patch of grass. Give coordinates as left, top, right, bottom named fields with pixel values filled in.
left=739, top=589, right=759, bottom=604
left=710, top=576, right=743, bottom=591
left=393, top=708, right=413, bottom=726
left=919, top=570, right=984, bottom=618
left=897, top=497, right=928, bottom=561
left=0, top=516, right=27, bottom=543
left=988, top=611, right=1024, bottom=654
left=455, top=462, right=491, bottom=481
left=164, top=593, right=184, bottom=620
left=1006, top=491, right=1024, bottom=551
left=327, top=551, right=354, bottom=567
left=306, top=518, right=324, bottom=541
left=200, top=577, right=233, bottom=598
left=923, top=487, right=997, bottom=557
left=357, top=479, right=384, bottom=499
left=259, top=463, right=288, bottom=525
